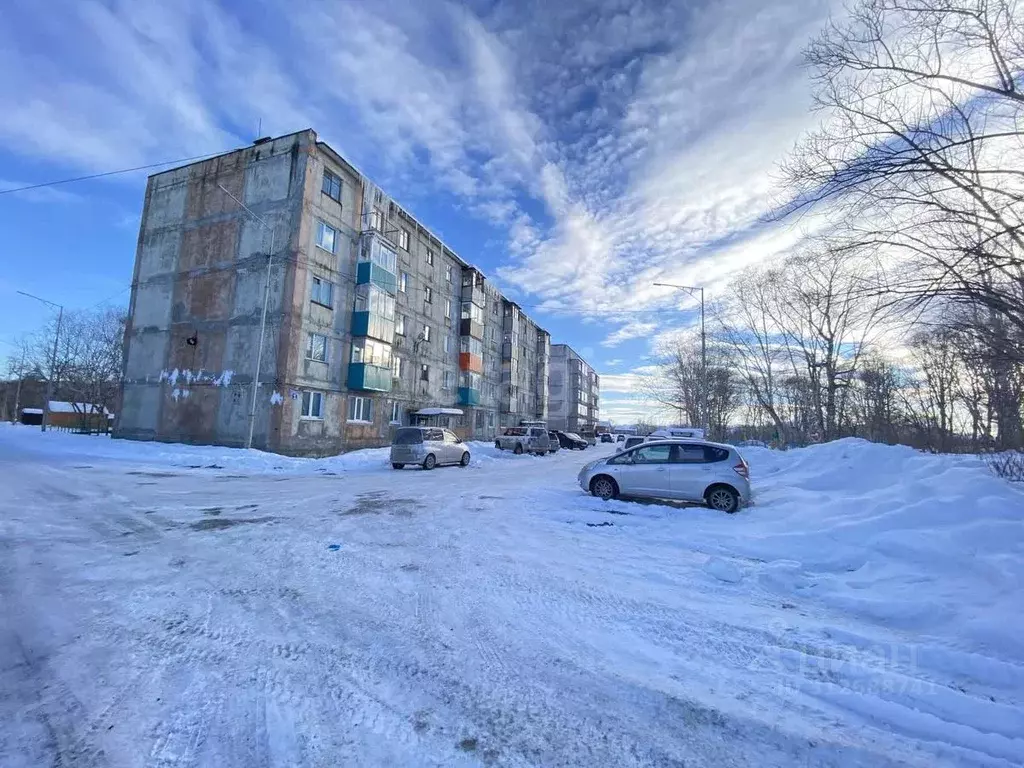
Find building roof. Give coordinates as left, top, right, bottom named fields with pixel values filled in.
left=48, top=401, right=111, bottom=415
left=413, top=407, right=464, bottom=416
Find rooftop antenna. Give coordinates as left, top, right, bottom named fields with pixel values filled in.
left=257, top=117, right=262, bottom=139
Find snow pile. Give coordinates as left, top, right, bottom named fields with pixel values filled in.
left=728, top=439, right=1024, bottom=660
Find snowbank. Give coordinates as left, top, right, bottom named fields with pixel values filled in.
left=699, top=439, right=1023, bottom=661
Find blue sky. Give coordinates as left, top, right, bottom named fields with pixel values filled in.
left=0, top=0, right=837, bottom=423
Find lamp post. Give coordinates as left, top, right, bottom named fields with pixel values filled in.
left=218, top=184, right=275, bottom=450
left=653, top=282, right=706, bottom=434
left=16, top=291, right=64, bottom=432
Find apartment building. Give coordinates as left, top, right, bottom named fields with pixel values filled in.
left=116, top=129, right=550, bottom=455
left=547, top=344, right=600, bottom=434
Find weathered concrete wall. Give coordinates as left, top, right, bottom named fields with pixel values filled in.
left=117, top=128, right=555, bottom=455
left=116, top=131, right=313, bottom=449
left=547, top=343, right=599, bottom=433
left=272, top=142, right=363, bottom=455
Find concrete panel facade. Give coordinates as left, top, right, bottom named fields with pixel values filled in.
left=547, top=343, right=600, bottom=433
left=118, top=129, right=561, bottom=455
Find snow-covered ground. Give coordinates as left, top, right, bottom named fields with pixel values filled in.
left=1, top=425, right=1022, bottom=767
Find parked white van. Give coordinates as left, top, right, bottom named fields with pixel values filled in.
left=648, top=427, right=705, bottom=440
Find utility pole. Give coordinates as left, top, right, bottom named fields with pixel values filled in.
left=13, top=346, right=25, bottom=424
left=17, top=291, right=64, bottom=432
left=218, top=184, right=274, bottom=450
left=653, top=282, right=707, bottom=434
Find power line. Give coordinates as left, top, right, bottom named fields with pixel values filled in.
left=0, top=145, right=247, bottom=197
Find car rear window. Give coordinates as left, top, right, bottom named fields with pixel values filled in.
left=529, top=428, right=545, bottom=437
left=393, top=428, right=423, bottom=445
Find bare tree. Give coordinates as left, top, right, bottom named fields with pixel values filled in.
left=23, top=307, right=126, bottom=415
left=715, top=267, right=793, bottom=442
left=640, top=333, right=739, bottom=438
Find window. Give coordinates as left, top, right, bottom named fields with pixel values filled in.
left=348, top=396, right=373, bottom=423
left=399, top=229, right=410, bottom=250
left=370, top=207, right=384, bottom=233
left=487, top=411, right=495, bottom=428
left=674, top=445, right=712, bottom=464
left=390, top=400, right=402, bottom=424
left=492, top=302, right=498, bottom=316
left=490, top=327, right=497, bottom=343
left=445, top=299, right=453, bottom=320
left=443, top=370, right=453, bottom=390
left=306, top=333, right=328, bottom=362
left=399, top=272, right=408, bottom=293
left=634, top=445, right=673, bottom=464
left=420, top=364, right=430, bottom=382
left=422, top=325, right=431, bottom=343
left=300, top=391, right=324, bottom=419
left=475, top=411, right=484, bottom=429
left=445, top=264, right=453, bottom=282
left=350, top=338, right=391, bottom=368
left=424, top=286, right=433, bottom=304
left=321, top=170, right=342, bottom=202
left=311, top=276, right=333, bottom=308
left=392, top=356, right=402, bottom=378
left=316, top=221, right=337, bottom=253
left=426, top=249, right=434, bottom=266
left=395, top=314, right=406, bottom=336
left=443, top=336, right=451, bottom=353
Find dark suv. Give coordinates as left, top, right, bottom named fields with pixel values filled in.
left=555, top=431, right=588, bottom=450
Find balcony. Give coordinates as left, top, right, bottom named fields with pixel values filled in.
left=348, top=363, right=392, bottom=392
left=457, top=387, right=481, bottom=406
left=459, top=318, right=484, bottom=340
left=351, top=310, right=395, bottom=343
left=356, top=261, right=397, bottom=294
left=459, top=352, right=483, bottom=373
left=462, top=284, right=486, bottom=309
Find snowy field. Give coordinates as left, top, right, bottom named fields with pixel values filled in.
left=1, top=425, right=1022, bottom=767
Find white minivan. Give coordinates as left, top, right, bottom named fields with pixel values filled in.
left=577, top=439, right=751, bottom=513
left=391, top=427, right=471, bottom=470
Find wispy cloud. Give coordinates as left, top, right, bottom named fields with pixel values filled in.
left=0, top=0, right=839, bottom=364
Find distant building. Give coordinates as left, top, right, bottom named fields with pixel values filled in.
left=546, top=344, right=599, bottom=433
left=116, top=129, right=553, bottom=455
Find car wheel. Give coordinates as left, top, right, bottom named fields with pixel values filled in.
left=706, top=485, right=740, bottom=513
left=392, top=463, right=405, bottom=470
left=514, top=443, right=524, bottom=455
left=494, top=440, right=502, bottom=450
left=460, top=452, right=470, bottom=467
left=423, top=454, right=437, bottom=470
left=590, top=475, right=618, bottom=500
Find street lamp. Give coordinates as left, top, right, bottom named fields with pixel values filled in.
left=653, top=282, right=707, bottom=434
left=218, top=183, right=275, bottom=450
left=16, top=291, right=64, bottom=432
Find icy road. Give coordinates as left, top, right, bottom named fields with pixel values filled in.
left=1, top=426, right=1022, bottom=767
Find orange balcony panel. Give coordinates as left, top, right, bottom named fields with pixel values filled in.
left=459, top=352, right=483, bottom=372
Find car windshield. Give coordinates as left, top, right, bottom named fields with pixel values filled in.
left=393, top=428, right=423, bottom=445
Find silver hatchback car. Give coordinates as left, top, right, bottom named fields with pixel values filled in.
left=577, top=439, right=751, bottom=513
left=391, top=427, right=471, bottom=470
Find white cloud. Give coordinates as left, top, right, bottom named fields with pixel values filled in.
left=0, top=0, right=844, bottom=362
left=601, top=320, right=658, bottom=348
